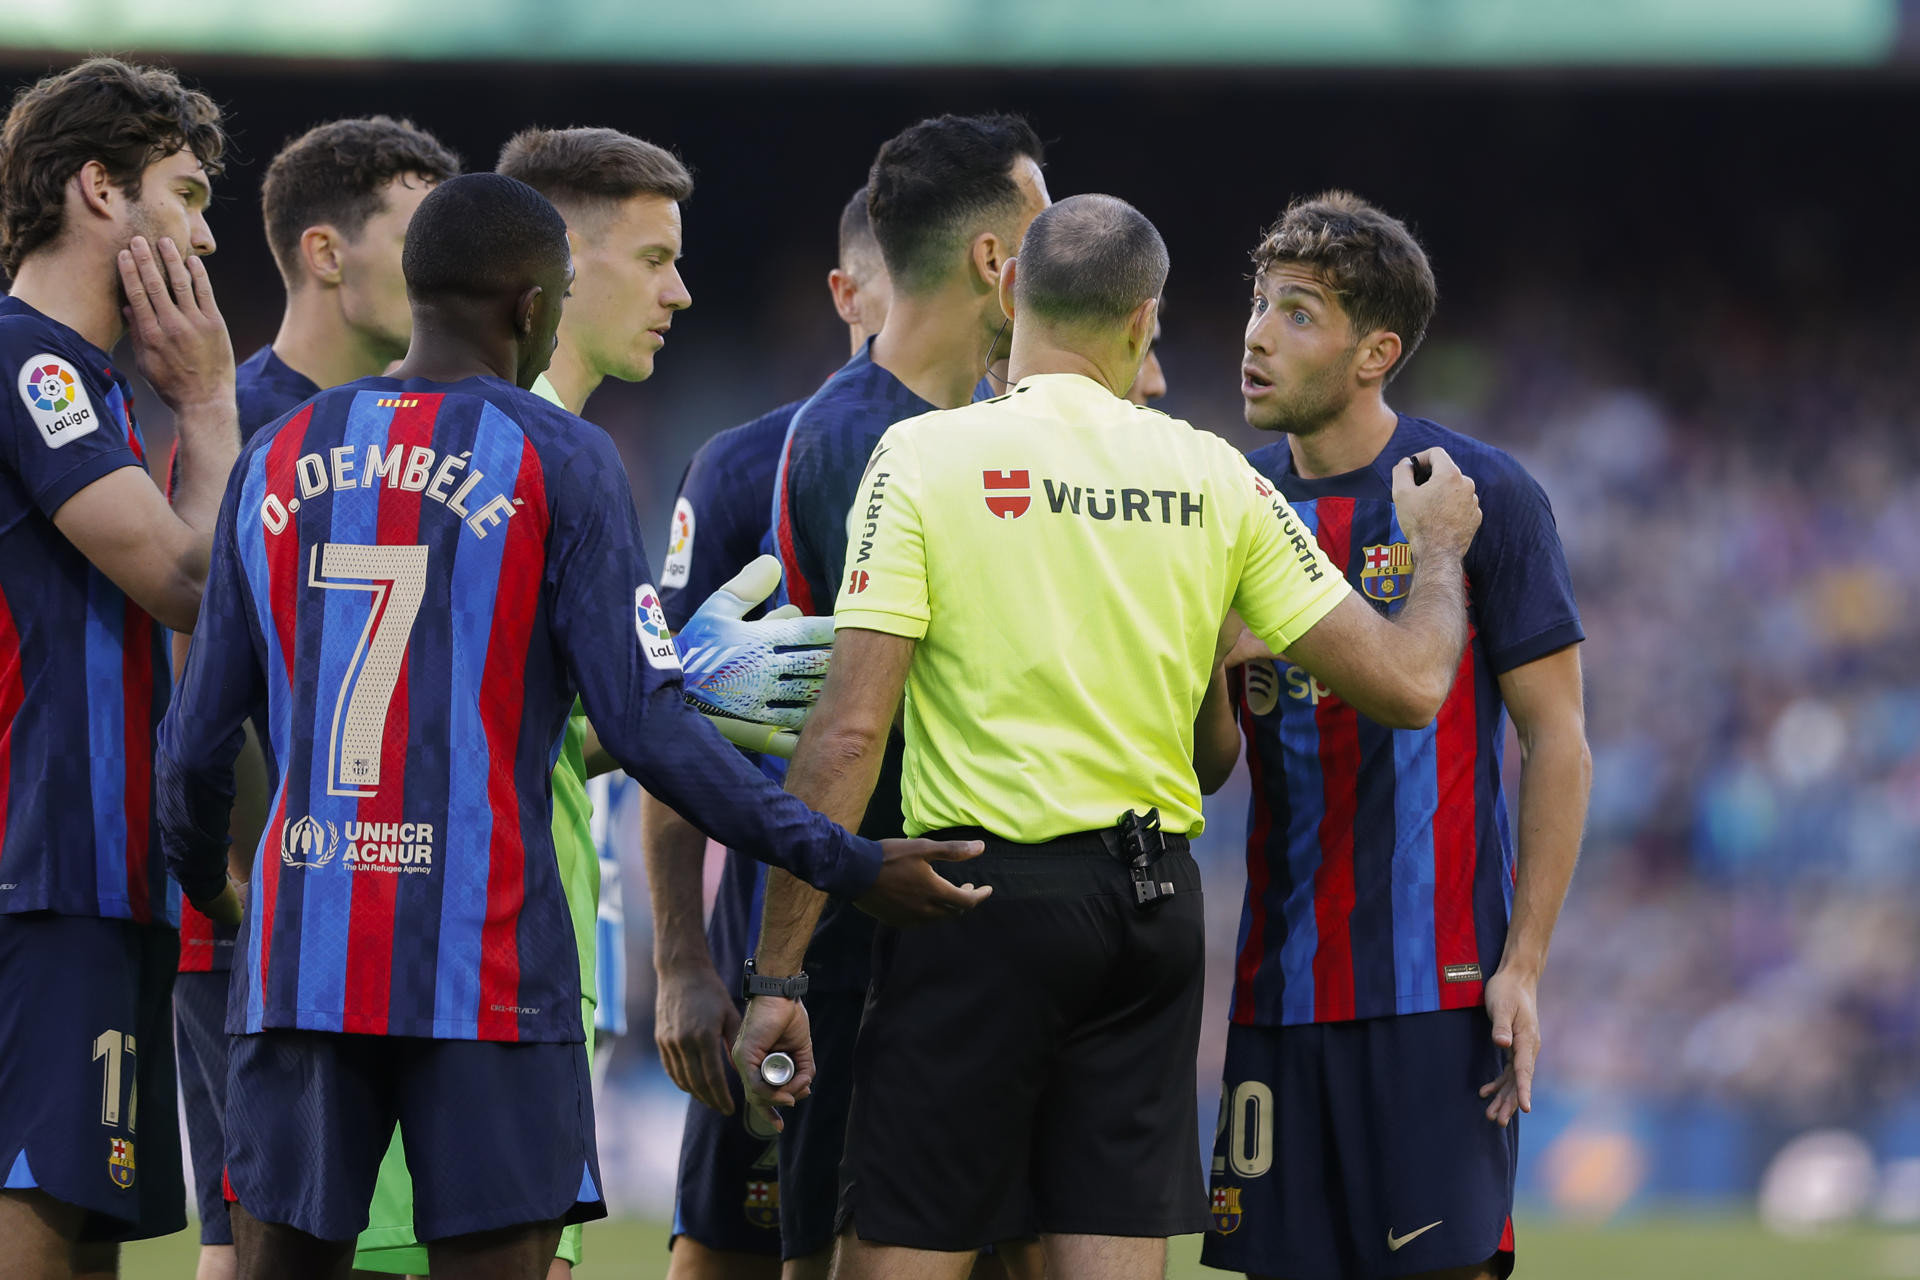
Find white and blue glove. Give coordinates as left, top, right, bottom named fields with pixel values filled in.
left=674, top=555, right=833, bottom=759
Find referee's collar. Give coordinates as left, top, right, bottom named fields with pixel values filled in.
left=1009, top=372, right=1118, bottom=399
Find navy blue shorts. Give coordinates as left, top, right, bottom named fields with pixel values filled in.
left=669, top=989, right=862, bottom=1260
left=1201, top=1009, right=1517, bottom=1280
left=225, top=1029, right=606, bottom=1243
left=671, top=1000, right=782, bottom=1258
left=0, top=913, right=186, bottom=1243
left=172, top=970, right=232, bottom=1245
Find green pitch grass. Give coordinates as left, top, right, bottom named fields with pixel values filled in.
left=117, top=1215, right=1906, bottom=1278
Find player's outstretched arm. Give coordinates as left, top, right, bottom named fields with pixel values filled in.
left=1266, top=448, right=1481, bottom=729
left=51, top=237, right=238, bottom=632
left=548, top=434, right=977, bottom=903
left=1480, top=645, right=1591, bottom=1126
left=640, top=788, right=741, bottom=1115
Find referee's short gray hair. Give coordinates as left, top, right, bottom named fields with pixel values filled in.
left=1013, top=194, right=1167, bottom=331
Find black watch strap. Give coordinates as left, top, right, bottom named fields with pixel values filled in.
left=742, top=957, right=808, bottom=1000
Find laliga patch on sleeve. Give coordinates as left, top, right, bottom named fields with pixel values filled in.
left=16, top=353, right=98, bottom=448
left=635, top=584, right=682, bottom=670
left=661, top=496, right=695, bottom=588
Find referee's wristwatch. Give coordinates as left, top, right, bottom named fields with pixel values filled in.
left=741, top=957, right=808, bottom=1001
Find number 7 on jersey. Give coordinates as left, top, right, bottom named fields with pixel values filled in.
left=309, top=542, right=429, bottom=798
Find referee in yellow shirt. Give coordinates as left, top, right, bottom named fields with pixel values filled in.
left=734, top=195, right=1485, bottom=1280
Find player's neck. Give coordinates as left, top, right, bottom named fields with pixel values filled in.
left=8, top=244, right=124, bottom=354
left=869, top=290, right=990, bottom=409
left=1287, top=396, right=1400, bottom=480
left=539, top=340, right=598, bottom=415
left=273, top=291, right=399, bottom=391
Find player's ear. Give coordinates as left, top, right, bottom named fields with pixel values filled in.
left=73, top=159, right=116, bottom=222
left=299, top=226, right=345, bottom=287
left=997, top=257, right=1018, bottom=324
left=972, top=229, right=1010, bottom=294
left=828, top=268, right=861, bottom=326
left=1356, top=329, right=1402, bottom=386
left=514, top=284, right=544, bottom=339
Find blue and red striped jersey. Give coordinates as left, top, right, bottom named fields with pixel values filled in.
left=157, top=376, right=881, bottom=1042
left=658, top=401, right=799, bottom=988
left=1230, top=416, right=1583, bottom=1027
left=767, top=342, right=935, bottom=992
left=0, top=297, right=173, bottom=924
left=179, top=344, right=320, bottom=975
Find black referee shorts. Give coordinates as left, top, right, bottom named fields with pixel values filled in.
left=836, top=831, right=1209, bottom=1251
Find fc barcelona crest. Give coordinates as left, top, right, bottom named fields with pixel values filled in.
left=1210, top=1185, right=1242, bottom=1234
left=1360, top=542, right=1412, bottom=602
left=744, top=1179, right=780, bottom=1229
left=108, top=1137, right=135, bottom=1188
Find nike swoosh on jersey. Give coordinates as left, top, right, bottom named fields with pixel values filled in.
left=1386, top=1221, right=1443, bottom=1251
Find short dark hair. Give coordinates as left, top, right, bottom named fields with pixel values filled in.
left=867, top=113, right=1043, bottom=294
left=1015, top=194, right=1167, bottom=331
left=0, top=57, right=225, bottom=277
left=261, top=116, right=460, bottom=284
left=495, top=127, right=692, bottom=214
left=837, top=184, right=881, bottom=275
left=402, top=173, right=570, bottom=302
left=1251, top=191, right=1437, bottom=382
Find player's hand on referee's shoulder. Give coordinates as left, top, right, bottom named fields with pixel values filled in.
left=1392, top=447, right=1482, bottom=561
left=857, top=838, right=991, bottom=926
left=730, top=996, right=814, bottom=1131
left=115, top=235, right=236, bottom=416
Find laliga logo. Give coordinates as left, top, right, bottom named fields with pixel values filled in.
left=281, top=815, right=340, bottom=868
left=983, top=469, right=1030, bottom=519
left=28, top=363, right=76, bottom=412
left=636, top=588, right=670, bottom=640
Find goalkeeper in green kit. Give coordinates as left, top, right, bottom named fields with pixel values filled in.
left=352, top=125, right=825, bottom=1278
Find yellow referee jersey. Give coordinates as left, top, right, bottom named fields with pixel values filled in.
left=833, top=372, right=1351, bottom=842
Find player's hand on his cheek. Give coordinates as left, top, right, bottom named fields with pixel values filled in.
left=857, top=839, right=991, bottom=926
left=676, top=555, right=833, bottom=745
left=1391, top=447, right=1481, bottom=562
left=1478, top=967, right=1540, bottom=1127
left=655, top=963, right=743, bottom=1115
left=731, top=995, right=815, bottom=1132
left=116, top=236, right=236, bottom=418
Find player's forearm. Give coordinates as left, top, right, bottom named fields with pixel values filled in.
left=580, top=722, right=617, bottom=778
left=1388, top=546, right=1470, bottom=720
left=168, top=399, right=240, bottom=542
left=602, top=684, right=880, bottom=897
left=155, top=720, right=243, bottom=905
left=1497, top=724, right=1591, bottom=980
left=640, top=788, right=717, bottom=977
left=1193, top=664, right=1240, bottom=795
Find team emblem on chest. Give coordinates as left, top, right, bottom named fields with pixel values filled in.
left=1360, top=542, right=1412, bottom=602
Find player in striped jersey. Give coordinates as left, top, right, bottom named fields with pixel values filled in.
left=0, top=58, right=240, bottom=1280
left=348, top=123, right=703, bottom=1280
left=165, top=115, right=458, bottom=1280
left=1199, top=193, right=1591, bottom=1280
left=650, top=183, right=890, bottom=1280
left=157, top=172, right=979, bottom=1280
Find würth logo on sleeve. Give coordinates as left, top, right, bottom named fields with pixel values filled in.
left=982, top=469, right=1030, bottom=519
left=846, top=569, right=870, bottom=595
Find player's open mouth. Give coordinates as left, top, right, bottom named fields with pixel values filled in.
left=1242, top=366, right=1274, bottom=396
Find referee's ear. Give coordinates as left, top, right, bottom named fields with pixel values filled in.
left=997, top=256, right=1019, bottom=324
left=1127, top=296, right=1159, bottom=361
